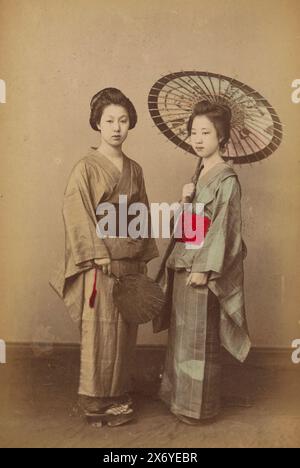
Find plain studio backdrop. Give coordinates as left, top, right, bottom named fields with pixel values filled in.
left=0, top=0, right=299, bottom=349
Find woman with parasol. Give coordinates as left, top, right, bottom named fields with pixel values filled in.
left=149, top=70, right=282, bottom=424
left=50, top=88, right=159, bottom=427
left=159, top=100, right=251, bottom=424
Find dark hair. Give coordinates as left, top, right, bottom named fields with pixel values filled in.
left=89, top=87, right=137, bottom=131
left=187, top=100, right=231, bottom=151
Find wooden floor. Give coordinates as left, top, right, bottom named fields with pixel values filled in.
left=0, top=348, right=300, bottom=448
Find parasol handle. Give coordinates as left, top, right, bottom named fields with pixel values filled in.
left=155, top=157, right=203, bottom=283
left=182, top=157, right=203, bottom=204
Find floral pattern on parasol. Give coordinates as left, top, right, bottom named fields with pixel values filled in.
left=148, top=71, right=283, bottom=164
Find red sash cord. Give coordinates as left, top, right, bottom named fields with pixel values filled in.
left=89, top=267, right=98, bottom=308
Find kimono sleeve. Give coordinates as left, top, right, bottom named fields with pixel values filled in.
left=191, top=175, right=243, bottom=276
left=138, top=170, right=159, bottom=263
left=62, top=161, right=109, bottom=265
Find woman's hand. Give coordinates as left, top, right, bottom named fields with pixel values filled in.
left=186, top=272, right=209, bottom=287
left=94, top=258, right=112, bottom=276
left=182, top=183, right=196, bottom=202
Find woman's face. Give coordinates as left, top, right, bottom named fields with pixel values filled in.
left=190, top=115, right=220, bottom=158
left=97, top=104, right=130, bottom=147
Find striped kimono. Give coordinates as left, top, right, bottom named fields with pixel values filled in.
left=50, top=148, right=158, bottom=398
left=159, top=162, right=251, bottom=420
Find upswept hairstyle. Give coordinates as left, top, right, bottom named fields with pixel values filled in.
left=89, top=87, right=137, bottom=131
left=187, top=100, right=232, bottom=151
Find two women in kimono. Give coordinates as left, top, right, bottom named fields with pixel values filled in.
left=51, top=88, right=158, bottom=426
left=52, top=89, right=250, bottom=427
left=159, top=100, right=250, bottom=424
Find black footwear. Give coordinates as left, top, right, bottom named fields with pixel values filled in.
left=174, top=413, right=200, bottom=425
left=107, top=412, right=135, bottom=427
left=105, top=403, right=135, bottom=427
left=174, top=412, right=219, bottom=425
left=86, top=402, right=135, bottom=427
left=81, top=394, right=133, bottom=417
left=79, top=395, right=108, bottom=415
left=84, top=405, right=112, bottom=418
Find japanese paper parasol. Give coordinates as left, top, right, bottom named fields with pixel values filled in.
left=148, top=71, right=283, bottom=164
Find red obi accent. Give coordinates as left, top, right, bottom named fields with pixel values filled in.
left=89, top=268, right=98, bottom=308
left=175, top=212, right=211, bottom=245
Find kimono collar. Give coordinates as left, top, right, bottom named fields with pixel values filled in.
left=196, top=162, right=236, bottom=191
left=88, top=147, right=124, bottom=181
left=87, top=148, right=133, bottom=201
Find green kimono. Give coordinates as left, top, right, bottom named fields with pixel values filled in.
left=160, top=161, right=250, bottom=419
left=50, top=148, right=158, bottom=397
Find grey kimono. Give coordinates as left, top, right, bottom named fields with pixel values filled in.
left=160, top=162, right=250, bottom=419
